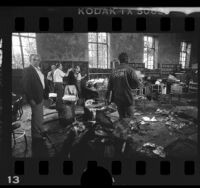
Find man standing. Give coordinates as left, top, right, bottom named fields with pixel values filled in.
left=74, top=65, right=87, bottom=98
left=106, top=52, right=141, bottom=119
left=22, top=54, right=49, bottom=157
left=47, top=64, right=56, bottom=92
left=53, top=63, right=72, bottom=112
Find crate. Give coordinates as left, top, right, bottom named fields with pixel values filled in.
left=171, top=84, right=183, bottom=94
left=189, top=81, right=198, bottom=92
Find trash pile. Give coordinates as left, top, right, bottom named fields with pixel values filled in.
left=136, top=142, right=166, bottom=158
left=87, top=78, right=108, bottom=90
left=142, top=116, right=157, bottom=122
left=112, top=118, right=135, bottom=140
left=73, top=121, right=86, bottom=135
left=56, top=110, right=125, bottom=159
left=129, top=119, right=141, bottom=131
left=155, top=108, right=170, bottom=115
left=53, top=101, right=197, bottom=159
left=165, top=118, right=188, bottom=130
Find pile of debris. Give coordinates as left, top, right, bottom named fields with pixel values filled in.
left=136, top=142, right=166, bottom=158
left=50, top=100, right=197, bottom=159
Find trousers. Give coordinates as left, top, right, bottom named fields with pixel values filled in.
left=30, top=100, right=48, bottom=157
left=54, top=82, right=64, bottom=112
left=115, top=102, right=135, bottom=119
left=31, top=100, right=44, bottom=138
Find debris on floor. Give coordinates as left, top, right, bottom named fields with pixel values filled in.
left=136, top=142, right=166, bottom=158
left=12, top=100, right=198, bottom=159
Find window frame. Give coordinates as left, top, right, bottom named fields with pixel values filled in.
left=0, top=38, right=2, bottom=68
left=12, top=33, right=37, bottom=69
left=88, top=33, right=109, bottom=69
left=143, top=35, right=156, bottom=70
left=179, top=41, right=191, bottom=69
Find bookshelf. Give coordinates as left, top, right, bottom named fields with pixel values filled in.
left=161, top=64, right=181, bottom=77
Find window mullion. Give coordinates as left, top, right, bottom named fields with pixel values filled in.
left=153, top=40, right=155, bottom=69
left=106, top=43, right=108, bottom=69
left=147, top=47, right=149, bottom=68
left=97, top=33, right=99, bottom=68
left=19, top=34, right=25, bottom=68
left=107, top=34, right=109, bottom=69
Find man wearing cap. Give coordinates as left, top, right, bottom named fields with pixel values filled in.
left=106, top=52, right=141, bottom=119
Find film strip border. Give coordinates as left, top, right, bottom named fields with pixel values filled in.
left=13, top=16, right=199, bottom=32
left=13, top=160, right=198, bottom=176
left=4, top=159, right=200, bottom=185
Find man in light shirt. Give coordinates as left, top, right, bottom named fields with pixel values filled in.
left=53, top=63, right=72, bottom=112
left=47, top=64, right=56, bottom=92
left=22, top=54, right=49, bottom=157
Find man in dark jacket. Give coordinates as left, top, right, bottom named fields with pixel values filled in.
left=22, top=54, right=49, bottom=157
left=106, top=52, right=141, bottom=119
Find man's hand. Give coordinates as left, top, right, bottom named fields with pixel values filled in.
left=65, top=68, right=73, bottom=77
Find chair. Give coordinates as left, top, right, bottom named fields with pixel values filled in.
left=62, top=85, right=79, bottom=123
left=12, top=94, right=23, bottom=121
left=151, top=84, right=162, bottom=94
left=12, top=122, right=27, bottom=149
left=64, top=85, right=79, bottom=102
left=48, top=93, right=57, bottom=109
left=12, top=94, right=27, bottom=156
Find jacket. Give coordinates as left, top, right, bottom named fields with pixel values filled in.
left=22, top=65, right=49, bottom=104
left=106, top=64, right=141, bottom=106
